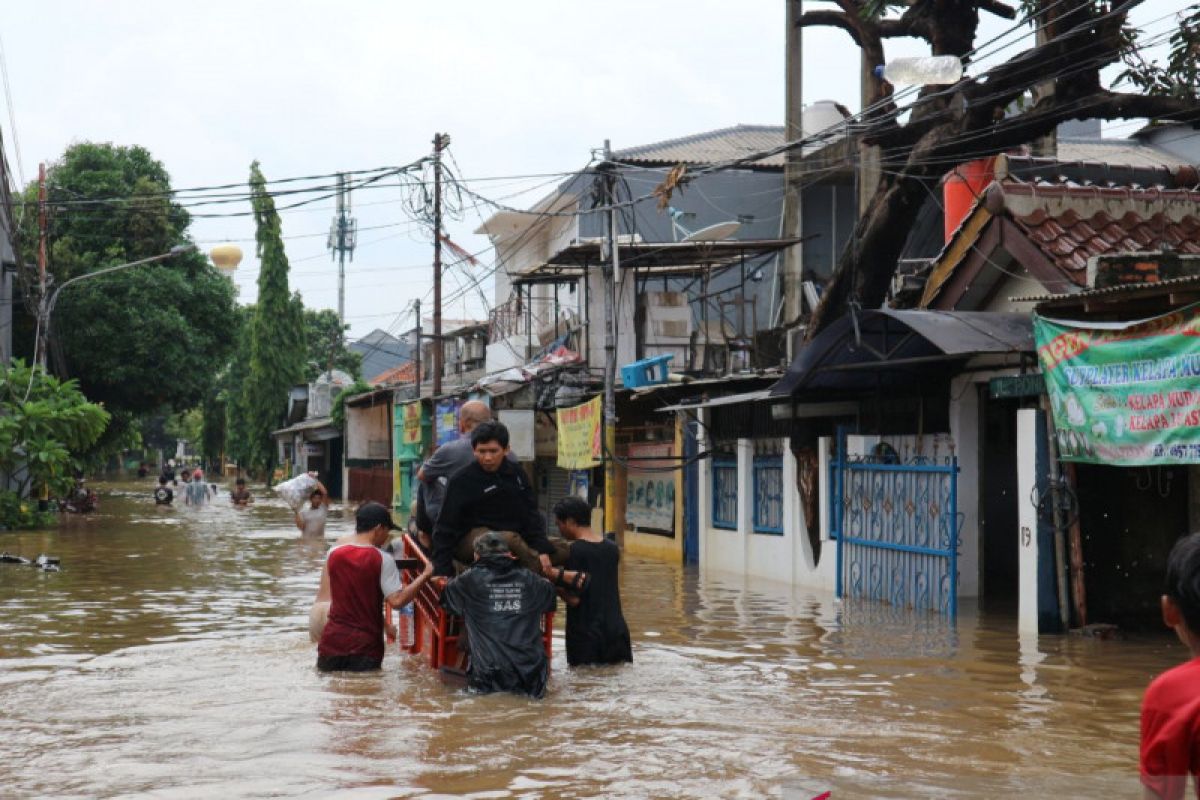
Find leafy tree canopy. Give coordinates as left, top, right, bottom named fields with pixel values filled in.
left=16, top=142, right=237, bottom=415
left=304, top=307, right=362, bottom=381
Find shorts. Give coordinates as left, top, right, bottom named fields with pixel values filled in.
left=316, top=654, right=382, bottom=672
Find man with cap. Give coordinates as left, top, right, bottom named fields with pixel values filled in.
left=315, top=501, right=434, bottom=672
left=440, top=531, right=558, bottom=698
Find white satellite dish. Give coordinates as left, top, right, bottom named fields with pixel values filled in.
left=682, top=220, right=742, bottom=242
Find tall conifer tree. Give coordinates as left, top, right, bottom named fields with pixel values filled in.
left=244, top=163, right=306, bottom=475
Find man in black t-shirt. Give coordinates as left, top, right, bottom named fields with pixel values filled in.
left=154, top=477, right=174, bottom=506
left=552, top=496, right=632, bottom=667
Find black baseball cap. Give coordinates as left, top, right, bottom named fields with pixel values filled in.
left=356, top=501, right=401, bottom=533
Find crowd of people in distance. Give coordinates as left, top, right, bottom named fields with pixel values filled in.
left=151, top=459, right=255, bottom=510
left=313, top=399, right=631, bottom=700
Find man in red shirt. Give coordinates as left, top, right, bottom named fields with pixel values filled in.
left=316, top=501, right=433, bottom=672
left=1142, top=532, right=1200, bottom=799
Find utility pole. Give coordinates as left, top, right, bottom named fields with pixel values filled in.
left=327, top=173, right=356, bottom=333
left=35, top=162, right=47, bottom=369
left=602, top=141, right=620, bottom=536
left=412, top=298, right=422, bottom=395
left=780, top=0, right=805, bottom=343
left=431, top=132, right=449, bottom=397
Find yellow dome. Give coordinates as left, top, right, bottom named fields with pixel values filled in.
left=210, top=244, right=244, bottom=274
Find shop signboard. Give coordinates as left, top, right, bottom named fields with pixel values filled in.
left=1035, top=303, right=1200, bottom=464
left=556, top=396, right=601, bottom=469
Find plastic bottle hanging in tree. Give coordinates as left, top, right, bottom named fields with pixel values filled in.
left=874, top=55, right=964, bottom=86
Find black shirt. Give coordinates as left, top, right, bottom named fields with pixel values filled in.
left=432, top=460, right=551, bottom=576
left=154, top=486, right=173, bottom=505
left=441, top=554, right=557, bottom=697
left=564, top=539, right=632, bottom=667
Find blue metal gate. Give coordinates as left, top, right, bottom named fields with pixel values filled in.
left=830, top=428, right=961, bottom=618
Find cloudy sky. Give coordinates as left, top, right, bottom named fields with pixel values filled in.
left=0, top=1, right=1181, bottom=342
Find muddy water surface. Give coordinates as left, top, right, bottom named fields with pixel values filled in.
left=0, top=481, right=1184, bottom=798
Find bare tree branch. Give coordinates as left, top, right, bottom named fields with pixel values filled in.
left=978, top=0, right=1017, bottom=20
left=797, top=10, right=864, bottom=46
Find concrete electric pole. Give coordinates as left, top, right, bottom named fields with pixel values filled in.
left=431, top=132, right=449, bottom=397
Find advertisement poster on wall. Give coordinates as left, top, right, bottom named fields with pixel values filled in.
left=625, top=442, right=675, bottom=532
left=1035, top=303, right=1200, bottom=464
left=435, top=399, right=462, bottom=446
left=556, top=396, right=601, bottom=469
left=402, top=402, right=422, bottom=446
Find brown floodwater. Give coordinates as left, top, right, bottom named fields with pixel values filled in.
left=0, top=480, right=1186, bottom=798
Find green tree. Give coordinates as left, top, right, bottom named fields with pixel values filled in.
left=15, top=142, right=237, bottom=419
left=304, top=308, right=362, bottom=381
left=0, top=360, right=109, bottom=501
left=243, top=163, right=306, bottom=475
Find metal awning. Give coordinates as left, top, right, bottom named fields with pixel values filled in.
left=657, top=389, right=771, bottom=412
left=771, top=309, right=1034, bottom=396
left=271, top=416, right=340, bottom=441
left=512, top=238, right=802, bottom=284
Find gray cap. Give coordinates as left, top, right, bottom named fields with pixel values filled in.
left=474, top=531, right=510, bottom=557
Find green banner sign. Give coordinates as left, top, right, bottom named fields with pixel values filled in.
left=1034, top=304, right=1200, bottom=464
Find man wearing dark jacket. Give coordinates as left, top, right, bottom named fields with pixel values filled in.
left=440, top=532, right=557, bottom=697
left=432, top=421, right=567, bottom=577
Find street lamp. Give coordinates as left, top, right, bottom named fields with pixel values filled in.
left=35, top=244, right=198, bottom=369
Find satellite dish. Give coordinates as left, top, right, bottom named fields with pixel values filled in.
left=682, top=221, right=741, bottom=242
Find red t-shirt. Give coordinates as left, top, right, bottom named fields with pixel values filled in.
left=1142, top=655, right=1200, bottom=799
left=317, top=543, right=402, bottom=664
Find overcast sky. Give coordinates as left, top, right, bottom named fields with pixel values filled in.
left=1, top=1, right=1182, bottom=342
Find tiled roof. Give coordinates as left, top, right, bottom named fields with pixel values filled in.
left=614, top=124, right=789, bottom=168
left=371, top=361, right=417, bottom=386
left=998, top=183, right=1200, bottom=285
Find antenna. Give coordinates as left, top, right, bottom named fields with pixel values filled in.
left=667, top=206, right=741, bottom=242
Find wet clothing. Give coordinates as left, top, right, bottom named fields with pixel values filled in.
left=420, top=437, right=518, bottom=524
left=185, top=481, right=211, bottom=505
left=317, top=542, right=402, bottom=671
left=230, top=488, right=253, bottom=506
left=563, top=539, right=632, bottom=667
left=153, top=486, right=174, bottom=505
left=432, top=460, right=552, bottom=576
left=1141, top=655, right=1200, bottom=799
left=453, top=527, right=569, bottom=577
left=440, top=554, right=557, bottom=697
left=298, top=505, right=328, bottom=536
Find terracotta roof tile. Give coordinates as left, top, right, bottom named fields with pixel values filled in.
left=1006, top=183, right=1200, bottom=286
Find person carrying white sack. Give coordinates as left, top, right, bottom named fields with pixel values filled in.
left=275, top=472, right=332, bottom=537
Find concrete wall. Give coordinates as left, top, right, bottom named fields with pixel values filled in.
left=346, top=403, right=390, bottom=461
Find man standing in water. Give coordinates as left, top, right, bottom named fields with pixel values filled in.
left=184, top=469, right=212, bottom=506
left=316, top=501, right=434, bottom=672
left=440, top=532, right=557, bottom=697
left=295, top=481, right=331, bottom=536
left=551, top=496, right=631, bottom=667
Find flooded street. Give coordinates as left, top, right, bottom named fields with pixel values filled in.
left=0, top=481, right=1185, bottom=798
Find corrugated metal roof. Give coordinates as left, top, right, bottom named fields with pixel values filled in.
left=1057, top=138, right=1193, bottom=170
left=1010, top=272, right=1200, bottom=304
left=614, top=125, right=789, bottom=168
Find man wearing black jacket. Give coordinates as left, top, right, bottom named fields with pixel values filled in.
left=441, top=531, right=558, bottom=697
left=432, top=421, right=568, bottom=577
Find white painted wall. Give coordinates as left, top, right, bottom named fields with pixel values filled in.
left=1017, top=408, right=1041, bottom=634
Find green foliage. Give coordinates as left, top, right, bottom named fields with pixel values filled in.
left=304, top=308, right=362, bottom=381
left=222, top=307, right=254, bottom=468
left=330, top=379, right=371, bottom=431
left=16, top=142, right=238, bottom=419
left=1119, top=8, right=1200, bottom=99
left=0, top=490, right=57, bottom=530
left=0, top=360, right=109, bottom=501
left=243, top=163, right=306, bottom=473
